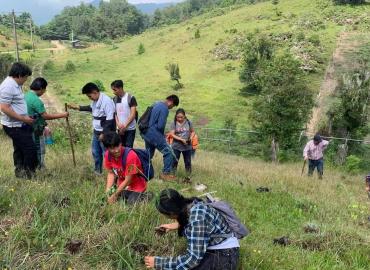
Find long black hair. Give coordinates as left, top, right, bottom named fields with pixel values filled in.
left=156, top=189, right=200, bottom=236
left=173, top=108, right=187, bottom=125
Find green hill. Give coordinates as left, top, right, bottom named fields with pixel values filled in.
left=42, top=0, right=369, bottom=129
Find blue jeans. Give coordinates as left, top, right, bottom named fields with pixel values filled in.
left=143, top=129, right=174, bottom=174
left=308, top=158, right=324, bottom=179
left=92, top=132, right=105, bottom=174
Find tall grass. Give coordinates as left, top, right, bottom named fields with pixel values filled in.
left=0, top=129, right=368, bottom=269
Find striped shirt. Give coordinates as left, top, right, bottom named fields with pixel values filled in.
left=154, top=201, right=234, bottom=270
left=303, top=139, right=329, bottom=160
left=0, top=77, right=27, bottom=127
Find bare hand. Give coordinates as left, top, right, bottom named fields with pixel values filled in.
left=118, top=124, right=126, bottom=135
left=107, top=194, right=118, bottom=204
left=181, top=139, right=187, bottom=145
left=63, top=112, right=69, bottom=118
left=144, top=256, right=155, bottom=269
left=99, top=134, right=104, bottom=141
left=22, top=116, right=34, bottom=125
left=157, top=222, right=180, bottom=232
left=67, top=103, right=79, bottom=110
left=304, top=156, right=308, bottom=161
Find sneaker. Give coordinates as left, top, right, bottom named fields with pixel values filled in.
left=159, top=173, right=176, bottom=181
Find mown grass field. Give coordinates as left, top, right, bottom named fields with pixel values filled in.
left=41, top=0, right=369, bottom=128
left=0, top=129, right=369, bottom=269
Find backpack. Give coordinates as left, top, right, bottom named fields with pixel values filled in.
left=108, top=147, right=154, bottom=181
left=138, top=106, right=153, bottom=134
left=205, top=194, right=249, bottom=239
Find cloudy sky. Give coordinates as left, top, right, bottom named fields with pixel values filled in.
left=0, top=0, right=183, bottom=25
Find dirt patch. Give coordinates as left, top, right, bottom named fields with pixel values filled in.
left=0, top=218, right=16, bottom=232
left=194, top=116, right=209, bottom=126
left=65, top=239, right=83, bottom=254
left=131, top=242, right=149, bottom=254
left=307, top=32, right=362, bottom=134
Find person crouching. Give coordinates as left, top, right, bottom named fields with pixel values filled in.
left=144, top=189, right=240, bottom=269
left=103, top=132, right=152, bottom=205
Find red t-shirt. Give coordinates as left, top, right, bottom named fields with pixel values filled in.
left=104, top=147, right=147, bottom=192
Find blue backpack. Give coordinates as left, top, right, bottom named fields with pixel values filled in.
left=109, top=147, right=154, bottom=181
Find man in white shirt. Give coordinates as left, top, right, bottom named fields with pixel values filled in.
left=68, top=82, right=115, bottom=175
left=111, top=80, right=137, bottom=148
left=0, top=62, right=38, bottom=179
left=303, top=133, right=329, bottom=179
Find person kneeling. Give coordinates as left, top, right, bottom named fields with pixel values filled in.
left=145, top=189, right=240, bottom=270
left=103, top=132, right=151, bottom=205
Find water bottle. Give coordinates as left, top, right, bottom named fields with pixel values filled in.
left=44, top=126, right=54, bottom=145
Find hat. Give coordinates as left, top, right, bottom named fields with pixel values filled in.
left=313, top=134, right=322, bottom=143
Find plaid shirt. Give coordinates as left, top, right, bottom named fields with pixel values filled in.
left=154, top=201, right=231, bottom=270
left=303, top=139, right=329, bottom=160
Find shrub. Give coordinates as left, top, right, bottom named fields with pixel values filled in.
left=296, top=32, right=305, bottom=42
left=308, top=34, right=321, bottom=46
left=43, top=60, right=54, bottom=70
left=194, top=29, right=200, bottom=39
left=138, top=43, right=145, bottom=55
left=344, top=155, right=362, bottom=174
left=166, top=63, right=183, bottom=89
left=92, top=79, right=106, bottom=92
left=65, top=60, right=76, bottom=72
left=23, top=43, right=33, bottom=51
left=0, top=54, right=14, bottom=81
left=0, top=41, right=6, bottom=47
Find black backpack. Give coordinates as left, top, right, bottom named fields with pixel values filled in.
left=138, top=106, right=153, bottom=134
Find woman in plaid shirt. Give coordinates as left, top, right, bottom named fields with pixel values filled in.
left=144, top=189, right=240, bottom=270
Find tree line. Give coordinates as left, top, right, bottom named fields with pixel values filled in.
left=36, top=0, right=268, bottom=41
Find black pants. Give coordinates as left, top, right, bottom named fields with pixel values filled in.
left=120, top=129, right=136, bottom=148
left=173, top=149, right=192, bottom=174
left=3, top=125, right=39, bottom=178
left=193, top=248, right=239, bottom=270
left=119, top=190, right=153, bottom=205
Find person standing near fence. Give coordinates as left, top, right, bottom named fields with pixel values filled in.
left=0, top=62, right=38, bottom=179
left=303, top=133, right=329, bottom=179
left=169, top=108, right=194, bottom=176
left=68, top=82, right=115, bottom=175
left=111, top=80, right=137, bottom=148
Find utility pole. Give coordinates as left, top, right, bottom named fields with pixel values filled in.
left=12, top=9, right=20, bottom=61
left=29, top=19, right=35, bottom=52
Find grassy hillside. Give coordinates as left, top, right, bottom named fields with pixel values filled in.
left=0, top=129, right=369, bottom=269
left=0, top=25, right=51, bottom=53
left=40, top=0, right=369, bottom=128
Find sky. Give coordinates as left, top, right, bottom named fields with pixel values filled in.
left=0, top=0, right=183, bottom=25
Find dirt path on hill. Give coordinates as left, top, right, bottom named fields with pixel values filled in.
left=307, top=32, right=360, bottom=135
left=31, top=40, right=66, bottom=112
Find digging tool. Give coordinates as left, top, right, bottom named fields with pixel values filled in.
left=301, top=159, right=307, bottom=176
left=65, top=103, right=76, bottom=167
